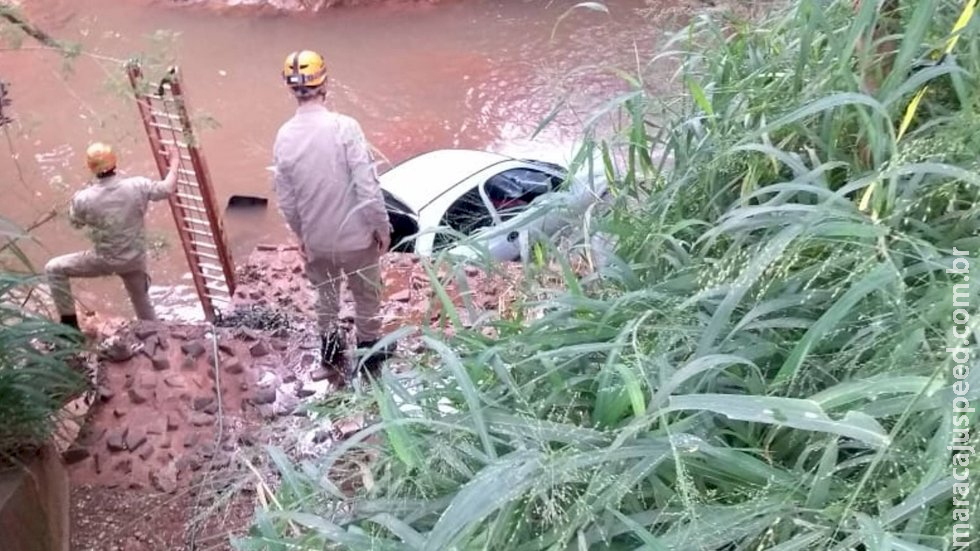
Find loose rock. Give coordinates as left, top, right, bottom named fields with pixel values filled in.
left=106, top=430, right=127, bottom=452
left=146, top=417, right=167, bottom=434
left=128, top=387, right=150, bottom=405
left=184, top=432, right=201, bottom=449
left=192, top=396, right=214, bottom=411
left=134, top=327, right=158, bottom=341
left=126, top=429, right=148, bottom=452
left=391, top=289, right=411, bottom=302
left=190, top=413, right=215, bottom=427
left=138, top=445, right=155, bottom=461
left=150, top=465, right=178, bottom=493
left=224, top=359, right=244, bottom=375
left=98, top=386, right=114, bottom=402
left=249, top=342, right=270, bottom=358
left=102, top=339, right=135, bottom=363
left=113, top=458, right=133, bottom=475
left=138, top=373, right=157, bottom=389
left=252, top=387, right=277, bottom=405
left=181, top=340, right=206, bottom=359
left=63, top=445, right=90, bottom=464
left=151, top=356, right=171, bottom=371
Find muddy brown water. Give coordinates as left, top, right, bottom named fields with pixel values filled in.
left=1, top=0, right=678, bottom=318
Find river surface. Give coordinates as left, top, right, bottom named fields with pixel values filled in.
left=1, top=0, right=681, bottom=318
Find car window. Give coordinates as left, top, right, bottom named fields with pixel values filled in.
left=484, top=168, right=561, bottom=220
left=434, top=187, right=494, bottom=249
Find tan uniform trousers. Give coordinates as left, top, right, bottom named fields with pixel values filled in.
left=306, top=247, right=383, bottom=343
left=45, top=252, right=157, bottom=321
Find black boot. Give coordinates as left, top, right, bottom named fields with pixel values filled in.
left=60, top=314, right=80, bottom=330
left=320, top=331, right=346, bottom=368
left=54, top=314, right=85, bottom=350
left=356, top=339, right=394, bottom=375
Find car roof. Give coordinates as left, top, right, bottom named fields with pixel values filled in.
left=379, top=149, right=514, bottom=214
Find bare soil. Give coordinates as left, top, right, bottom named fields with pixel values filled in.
left=68, top=248, right=523, bottom=549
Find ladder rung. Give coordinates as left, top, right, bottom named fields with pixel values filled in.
left=176, top=192, right=204, bottom=203
left=150, top=110, right=181, bottom=120
left=200, top=262, right=224, bottom=272
left=183, top=216, right=210, bottom=227
left=200, top=272, right=227, bottom=283
left=149, top=122, right=179, bottom=132
left=190, top=251, right=220, bottom=261
left=190, top=240, right=218, bottom=250
left=176, top=203, right=207, bottom=214
left=160, top=138, right=189, bottom=148
left=183, top=227, right=215, bottom=239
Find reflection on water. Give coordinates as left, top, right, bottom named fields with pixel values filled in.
left=2, top=0, right=672, bottom=318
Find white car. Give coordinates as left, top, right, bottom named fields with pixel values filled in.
left=382, top=149, right=607, bottom=262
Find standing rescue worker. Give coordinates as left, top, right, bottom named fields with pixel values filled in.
left=272, top=50, right=393, bottom=373
left=46, top=142, right=178, bottom=329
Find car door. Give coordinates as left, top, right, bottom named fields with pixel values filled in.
left=419, top=162, right=564, bottom=259
left=415, top=166, right=502, bottom=256
left=476, top=165, right=565, bottom=261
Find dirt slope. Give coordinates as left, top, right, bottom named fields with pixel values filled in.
left=68, top=247, right=522, bottom=549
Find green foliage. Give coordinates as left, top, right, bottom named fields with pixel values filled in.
left=241, top=1, right=980, bottom=549
left=0, top=218, right=86, bottom=461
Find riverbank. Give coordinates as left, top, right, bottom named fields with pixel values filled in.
left=66, top=246, right=526, bottom=549
left=156, top=0, right=441, bottom=14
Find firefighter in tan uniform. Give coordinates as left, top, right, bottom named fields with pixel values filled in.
left=45, top=142, right=179, bottom=329
left=272, top=50, right=392, bottom=373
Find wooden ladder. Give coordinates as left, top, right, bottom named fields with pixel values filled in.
left=127, top=62, right=236, bottom=321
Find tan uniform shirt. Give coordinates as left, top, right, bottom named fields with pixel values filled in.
left=272, top=103, right=390, bottom=256
left=69, top=174, right=172, bottom=264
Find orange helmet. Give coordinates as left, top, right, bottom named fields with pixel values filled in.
left=283, top=50, right=328, bottom=93
left=85, top=142, right=117, bottom=176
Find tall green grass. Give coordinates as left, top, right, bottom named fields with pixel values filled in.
left=240, top=0, right=979, bottom=549
left=0, top=217, right=86, bottom=462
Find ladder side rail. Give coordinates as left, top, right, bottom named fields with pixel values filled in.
left=127, top=63, right=216, bottom=320
left=166, top=73, right=238, bottom=298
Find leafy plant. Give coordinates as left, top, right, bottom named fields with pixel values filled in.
left=240, top=1, right=979, bottom=549
left=0, top=217, right=86, bottom=463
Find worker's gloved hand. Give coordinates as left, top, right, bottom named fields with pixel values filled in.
left=166, top=147, right=179, bottom=171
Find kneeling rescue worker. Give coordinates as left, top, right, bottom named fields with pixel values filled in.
left=272, top=50, right=393, bottom=374
left=46, top=142, right=179, bottom=329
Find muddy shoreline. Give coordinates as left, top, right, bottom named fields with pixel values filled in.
left=158, top=0, right=442, bottom=14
